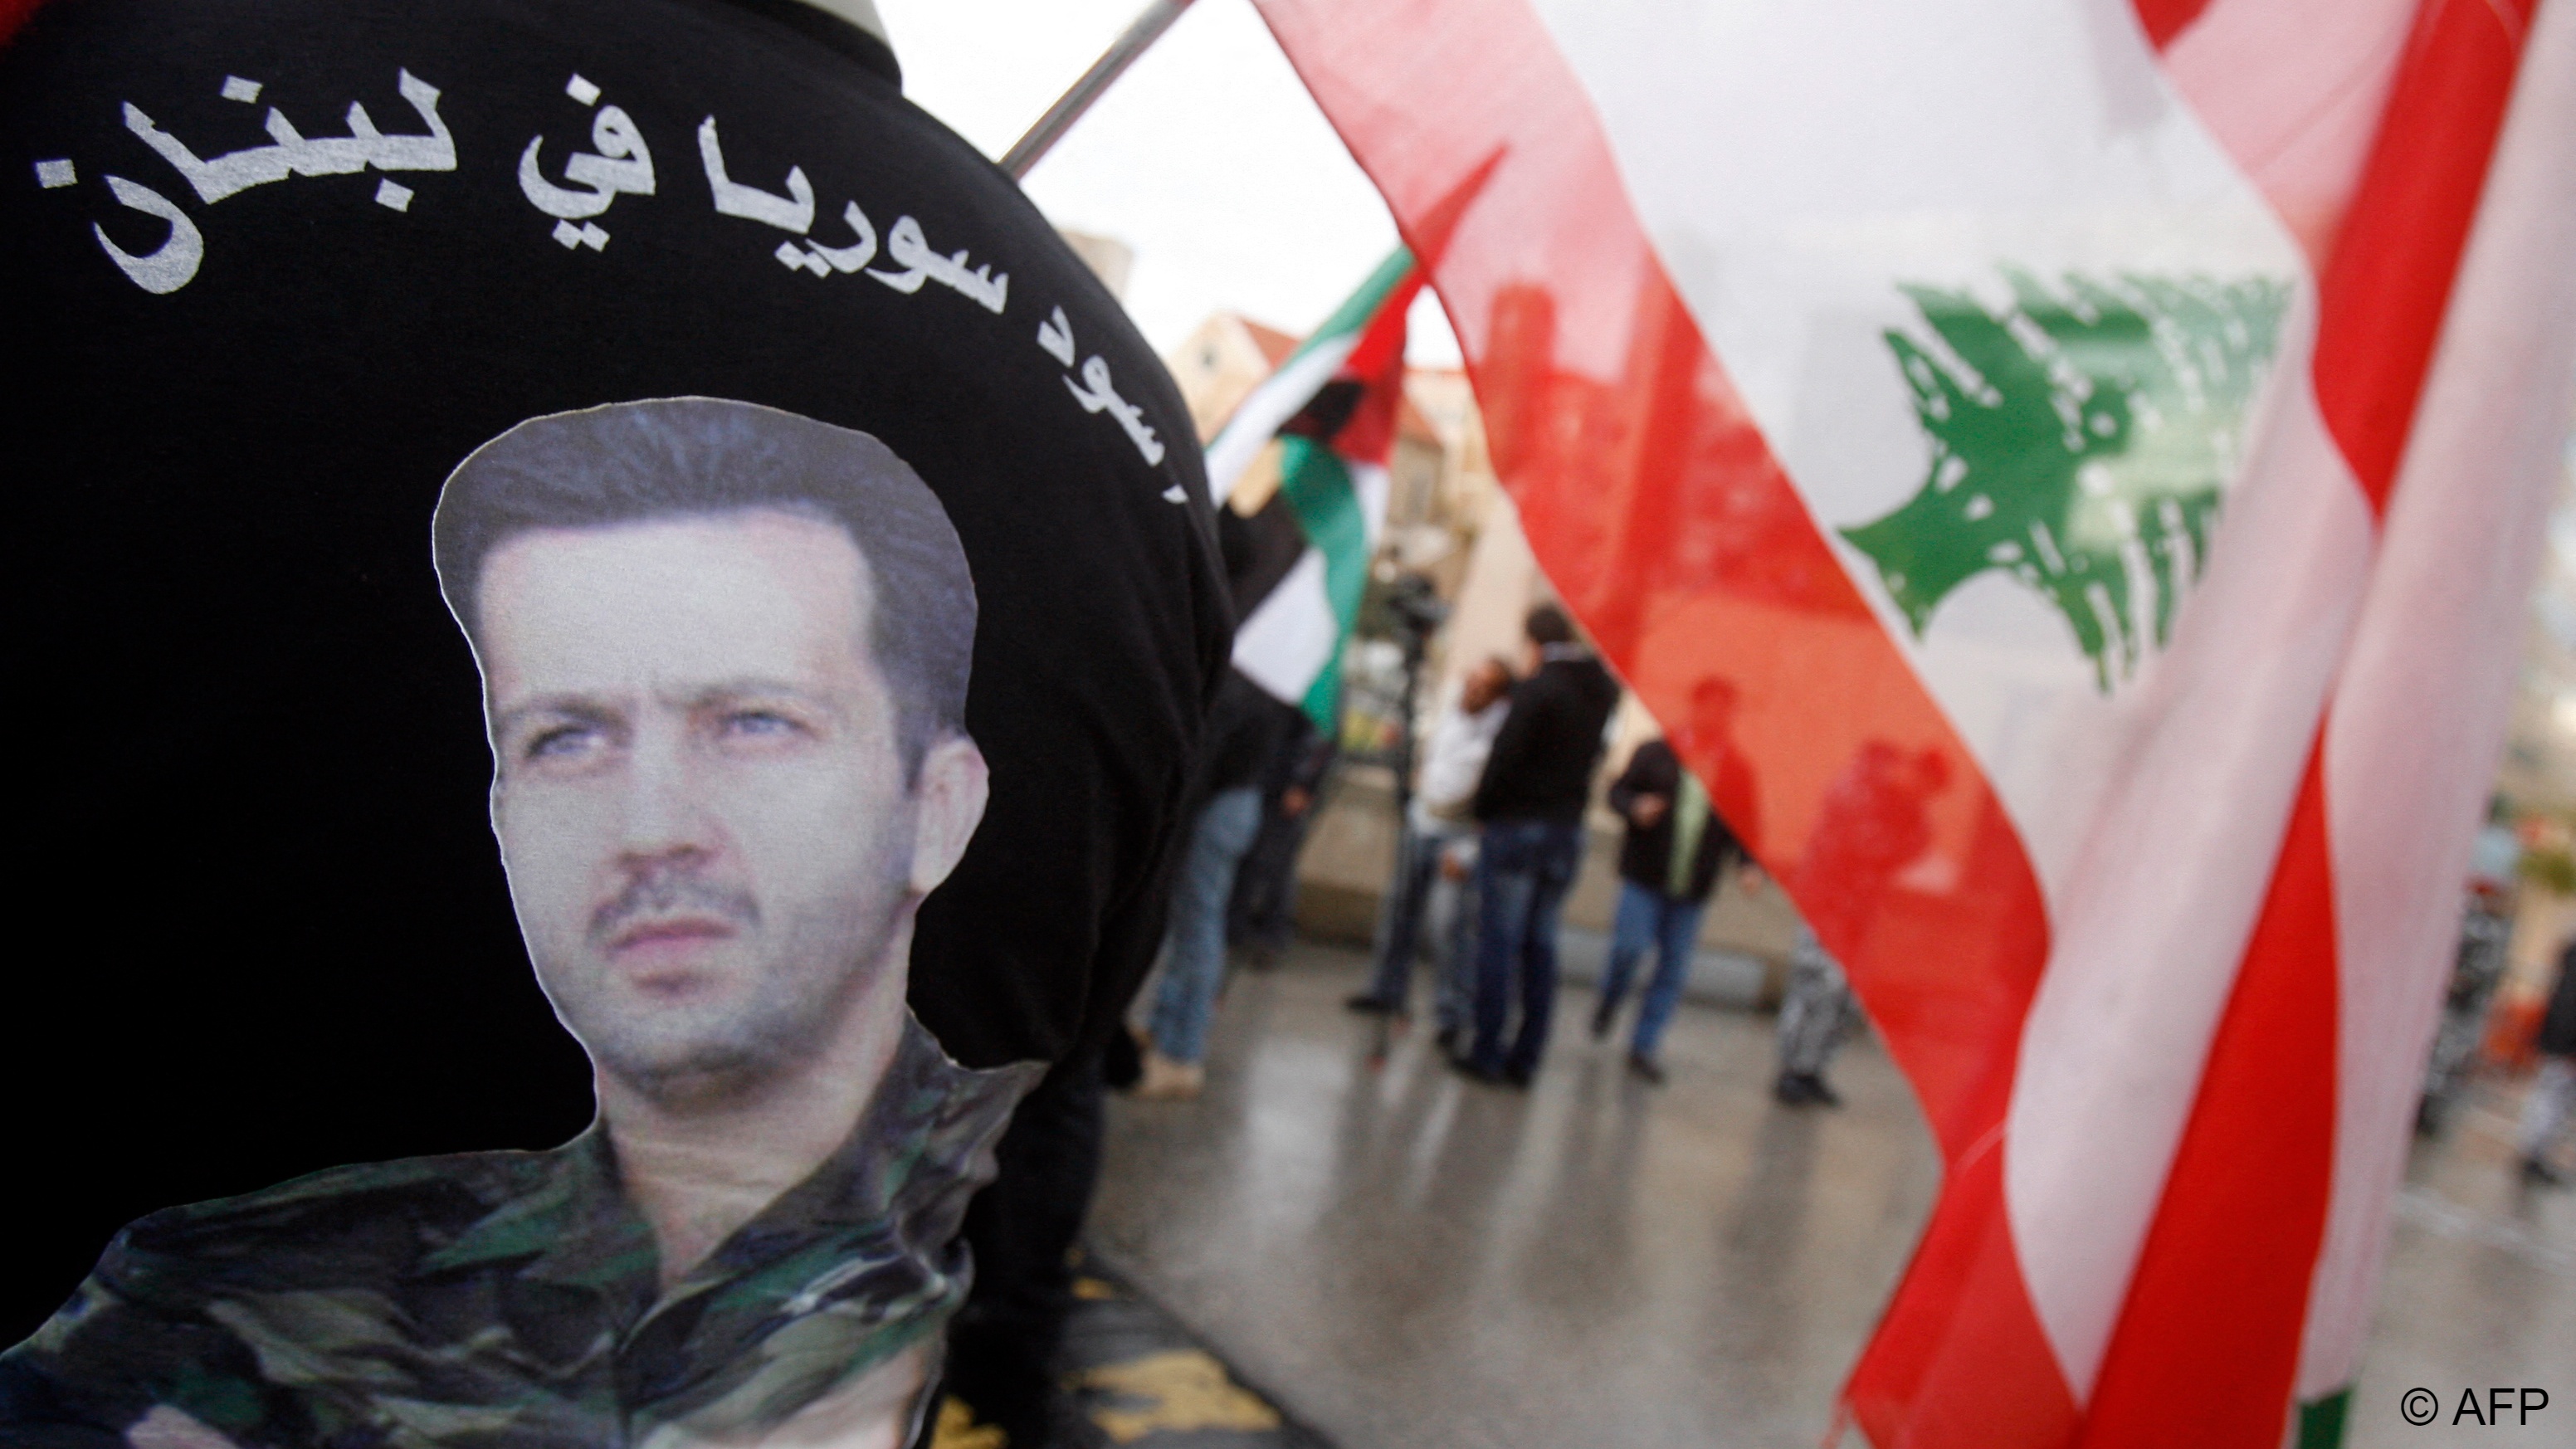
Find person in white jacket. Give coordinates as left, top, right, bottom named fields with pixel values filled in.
left=1349, top=657, right=1514, bottom=1042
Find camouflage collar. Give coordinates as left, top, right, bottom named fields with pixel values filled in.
left=7, top=1014, right=1041, bottom=1447
left=419, top=1013, right=1037, bottom=1301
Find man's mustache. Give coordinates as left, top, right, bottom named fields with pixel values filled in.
left=589, top=867, right=761, bottom=943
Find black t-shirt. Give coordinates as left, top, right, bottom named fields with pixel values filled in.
left=1471, top=654, right=1621, bottom=826
left=2543, top=943, right=2576, bottom=1059
left=2, top=0, right=1225, bottom=1343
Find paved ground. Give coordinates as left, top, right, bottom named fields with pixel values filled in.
left=2347, top=1086, right=2574, bottom=1448
left=1084, top=940, right=2574, bottom=1449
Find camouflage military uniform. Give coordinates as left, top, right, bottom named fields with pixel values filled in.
left=1, top=1017, right=1039, bottom=1448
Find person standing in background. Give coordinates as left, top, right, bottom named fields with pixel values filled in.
left=1590, top=691, right=1758, bottom=1084
left=1136, top=671, right=1296, bottom=1101
left=1459, top=606, right=1620, bottom=1086
left=1227, top=710, right=1335, bottom=970
left=2518, top=939, right=2576, bottom=1186
left=1350, top=656, right=1514, bottom=1025
left=1773, top=923, right=1860, bottom=1106
left=1773, top=743, right=1947, bottom=1106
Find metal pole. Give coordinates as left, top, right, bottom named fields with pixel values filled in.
left=1392, top=627, right=1425, bottom=827
left=1000, top=0, right=1198, bottom=179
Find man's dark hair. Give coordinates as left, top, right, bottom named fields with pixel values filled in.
left=1525, top=603, right=1576, bottom=646
left=434, top=398, right=973, bottom=777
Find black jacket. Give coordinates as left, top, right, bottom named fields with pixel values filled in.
left=1193, top=669, right=1298, bottom=808
left=1256, top=705, right=1334, bottom=803
left=2544, top=941, right=2576, bottom=1059
left=0, top=0, right=1227, bottom=1337
left=1472, top=650, right=1621, bottom=826
left=1608, top=739, right=1741, bottom=903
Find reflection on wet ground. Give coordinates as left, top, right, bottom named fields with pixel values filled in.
left=1086, top=942, right=2574, bottom=1449
left=2349, top=1079, right=2574, bottom=1448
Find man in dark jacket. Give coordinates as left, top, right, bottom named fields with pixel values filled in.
left=0, top=2, right=1230, bottom=1443
left=1589, top=681, right=1757, bottom=1083
left=1227, top=711, right=1335, bottom=968
left=2517, top=939, right=2576, bottom=1185
left=1461, top=605, right=1622, bottom=1084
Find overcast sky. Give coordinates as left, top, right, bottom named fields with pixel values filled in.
left=873, top=0, right=1463, bottom=366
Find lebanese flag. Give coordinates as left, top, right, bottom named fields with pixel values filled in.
left=1251, top=0, right=2576, bottom=1444
left=1225, top=251, right=1428, bottom=728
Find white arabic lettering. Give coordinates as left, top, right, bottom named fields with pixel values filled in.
left=768, top=202, right=878, bottom=276
left=697, top=115, right=815, bottom=233
left=1063, top=355, right=1165, bottom=466
left=866, top=213, right=1007, bottom=313
left=1037, top=305, right=1076, bottom=366
left=92, top=175, right=202, bottom=293
left=125, top=69, right=455, bottom=206
left=519, top=103, right=655, bottom=221
left=803, top=202, right=879, bottom=272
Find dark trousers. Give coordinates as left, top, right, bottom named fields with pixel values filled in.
left=1226, top=803, right=1313, bottom=956
left=1362, top=822, right=1446, bottom=1010
left=1471, top=818, right=1585, bottom=1077
left=942, top=1046, right=1105, bottom=1445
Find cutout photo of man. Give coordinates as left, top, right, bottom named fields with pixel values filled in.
left=2, top=398, right=1037, bottom=1449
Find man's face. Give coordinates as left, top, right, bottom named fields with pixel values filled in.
left=476, top=510, right=922, bottom=1095
left=1461, top=661, right=1509, bottom=715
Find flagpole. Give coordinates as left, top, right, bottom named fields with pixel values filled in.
left=999, top=0, right=1198, bottom=179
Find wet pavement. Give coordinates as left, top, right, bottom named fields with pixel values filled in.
left=2348, top=1084, right=2574, bottom=1448
left=1085, top=941, right=2575, bottom=1449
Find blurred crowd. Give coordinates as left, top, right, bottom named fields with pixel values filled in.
left=1131, top=601, right=1878, bottom=1108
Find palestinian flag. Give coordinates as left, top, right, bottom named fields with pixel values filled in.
left=1222, top=249, right=1427, bottom=729
left=1252, top=0, right=2576, bottom=1445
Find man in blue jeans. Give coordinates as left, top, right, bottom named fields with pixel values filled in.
left=1349, top=656, right=1513, bottom=1029
left=1139, top=671, right=1296, bottom=1100
left=1590, top=707, right=1754, bottom=1083
left=1461, top=606, right=1620, bottom=1086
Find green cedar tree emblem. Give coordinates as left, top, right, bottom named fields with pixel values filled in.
left=1842, top=270, right=2289, bottom=690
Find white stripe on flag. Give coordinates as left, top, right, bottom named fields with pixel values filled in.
left=1526, top=0, right=2355, bottom=1397
left=2004, top=357, right=2370, bottom=1393
left=1203, top=335, right=1359, bottom=507
left=2300, top=5, right=2576, bottom=1401
left=1232, top=548, right=1340, bottom=705
left=1349, top=459, right=1391, bottom=547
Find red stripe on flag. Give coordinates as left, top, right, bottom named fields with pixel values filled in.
left=1339, top=266, right=1426, bottom=385
left=2133, top=0, right=2217, bottom=48
left=2077, top=747, right=2338, bottom=1447
left=2078, top=2, right=2538, bottom=1437
left=1332, top=266, right=1429, bottom=465
left=1252, top=2, right=2070, bottom=1442
left=1847, top=1142, right=2079, bottom=1449
left=2311, top=0, right=2535, bottom=511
